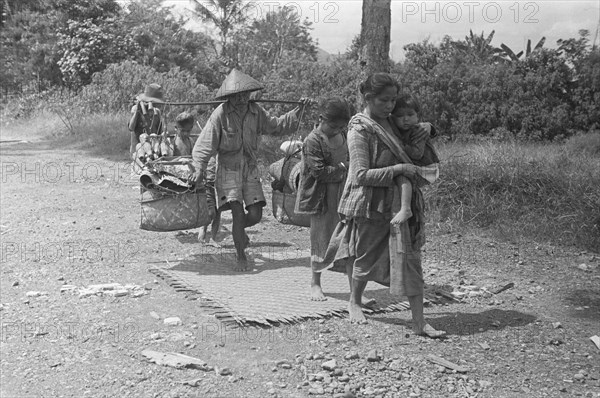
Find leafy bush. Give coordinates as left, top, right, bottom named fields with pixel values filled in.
left=262, top=57, right=363, bottom=136
left=78, top=61, right=210, bottom=112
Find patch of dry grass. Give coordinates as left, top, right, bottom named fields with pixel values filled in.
left=426, top=140, right=600, bottom=250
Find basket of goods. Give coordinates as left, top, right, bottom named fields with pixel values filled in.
left=139, top=157, right=211, bottom=232
left=268, top=140, right=311, bottom=228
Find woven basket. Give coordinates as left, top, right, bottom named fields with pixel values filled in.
left=140, top=187, right=211, bottom=232
left=271, top=190, right=310, bottom=228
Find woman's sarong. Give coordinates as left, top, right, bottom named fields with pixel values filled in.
left=310, top=182, right=344, bottom=272
left=390, top=220, right=424, bottom=296
left=323, top=215, right=424, bottom=296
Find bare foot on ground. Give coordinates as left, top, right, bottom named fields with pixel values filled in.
left=348, top=302, right=368, bottom=324
left=233, top=252, right=249, bottom=272
left=311, top=284, right=327, bottom=301
left=414, top=323, right=446, bottom=338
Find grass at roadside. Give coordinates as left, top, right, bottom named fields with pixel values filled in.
left=3, top=112, right=599, bottom=251
left=427, top=135, right=600, bottom=250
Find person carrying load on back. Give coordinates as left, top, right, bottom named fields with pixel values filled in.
left=190, top=68, right=311, bottom=272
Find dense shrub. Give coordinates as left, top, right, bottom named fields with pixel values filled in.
left=78, top=61, right=210, bottom=113
left=261, top=58, right=363, bottom=136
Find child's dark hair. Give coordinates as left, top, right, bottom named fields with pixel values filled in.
left=359, top=73, right=400, bottom=98
left=393, top=94, right=421, bottom=115
left=320, top=97, right=352, bottom=123
left=175, top=112, right=194, bottom=127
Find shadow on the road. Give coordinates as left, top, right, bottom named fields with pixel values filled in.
left=564, top=288, right=600, bottom=320
left=165, top=247, right=310, bottom=275
left=374, top=308, right=537, bottom=336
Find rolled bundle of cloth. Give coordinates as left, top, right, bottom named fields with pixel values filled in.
left=139, top=157, right=195, bottom=194
left=268, top=157, right=302, bottom=193
left=139, top=171, right=191, bottom=194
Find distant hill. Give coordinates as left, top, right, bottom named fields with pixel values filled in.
left=316, top=48, right=343, bottom=64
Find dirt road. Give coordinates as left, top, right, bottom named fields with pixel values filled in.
left=1, top=141, right=598, bottom=397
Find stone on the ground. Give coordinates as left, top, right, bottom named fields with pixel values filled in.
left=149, top=311, right=160, bottom=320
left=164, top=317, right=182, bottom=326
left=322, top=359, right=337, bottom=371
left=366, top=349, right=381, bottom=362
left=88, top=283, right=121, bottom=291
left=105, top=289, right=128, bottom=297
left=219, top=367, right=232, bottom=376
left=26, top=291, right=47, bottom=297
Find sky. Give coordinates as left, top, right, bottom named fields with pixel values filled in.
left=167, top=0, right=600, bottom=61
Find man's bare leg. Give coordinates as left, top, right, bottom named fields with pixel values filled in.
left=245, top=204, right=262, bottom=228
left=243, top=204, right=263, bottom=248
left=230, top=202, right=248, bottom=271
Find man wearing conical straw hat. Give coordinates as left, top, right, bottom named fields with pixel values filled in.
left=191, top=69, right=311, bottom=271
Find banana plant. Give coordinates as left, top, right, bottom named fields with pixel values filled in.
left=499, top=37, right=546, bottom=62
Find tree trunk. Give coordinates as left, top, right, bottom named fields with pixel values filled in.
left=359, top=0, right=391, bottom=74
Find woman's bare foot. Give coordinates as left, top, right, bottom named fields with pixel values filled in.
left=311, top=284, right=327, bottom=301
left=390, top=208, right=412, bottom=225
left=414, top=323, right=446, bottom=338
left=348, top=302, right=368, bottom=324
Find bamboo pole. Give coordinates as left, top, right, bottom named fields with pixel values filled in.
left=132, top=99, right=304, bottom=106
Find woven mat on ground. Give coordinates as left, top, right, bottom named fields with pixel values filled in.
left=150, top=248, right=442, bottom=327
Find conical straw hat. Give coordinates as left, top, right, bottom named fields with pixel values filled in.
left=214, top=69, right=264, bottom=99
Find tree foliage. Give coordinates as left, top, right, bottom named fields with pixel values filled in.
left=190, top=0, right=250, bottom=60
left=395, top=29, right=599, bottom=140
left=232, top=6, right=317, bottom=79
left=1, top=0, right=598, bottom=142
left=120, top=0, right=219, bottom=89
left=57, top=18, right=138, bottom=89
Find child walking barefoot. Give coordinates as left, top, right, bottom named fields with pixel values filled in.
left=296, top=98, right=351, bottom=300
left=295, top=98, right=376, bottom=305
